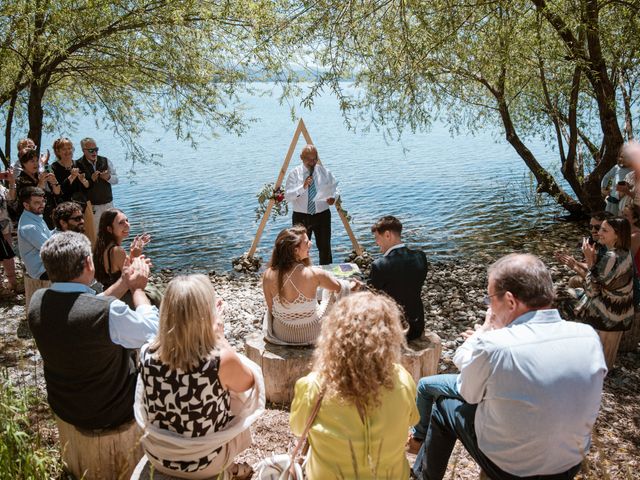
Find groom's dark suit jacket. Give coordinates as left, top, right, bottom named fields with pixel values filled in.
left=369, top=246, right=428, bottom=341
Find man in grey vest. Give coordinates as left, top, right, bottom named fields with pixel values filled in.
left=76, top=137, right=118, bottom=231
left=28, top=232, right=158, bottom=430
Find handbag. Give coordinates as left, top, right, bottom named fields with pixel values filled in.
left=255, top=389, right=325, bottom=480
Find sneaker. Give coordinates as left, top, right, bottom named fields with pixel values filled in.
left=406, top=434, right=423, bottom=455
left=229, top=462, right=253, bottom=480
left=16, top=318, right=33, bottom=339
left=10, top=283, right=25, bottom=294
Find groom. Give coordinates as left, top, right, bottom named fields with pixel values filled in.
left=369, top=216, right=428, bottom=341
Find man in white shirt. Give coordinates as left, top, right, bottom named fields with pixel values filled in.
left=412, top=254, right=607, bottom=480
left=284, top=144, right=337, bottom=264
left=601, top=152, right=632, bottom=215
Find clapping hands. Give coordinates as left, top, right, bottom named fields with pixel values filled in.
left=122, top=255, right=151, bottom=291
left=129, top=234, right=151, bottom=258
left=581, top=238, right=597, bottom=268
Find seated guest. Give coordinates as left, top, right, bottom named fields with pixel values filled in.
left=412, top=254, right=606, bottom=480
left=53, top=201, right=86, bottom=233
left=29, top=232, right=158, bottom=431
left=290, top=292, right=419, bottom=479
left=574, top=217, right=634, bottom=332
left=16, top=147, right=61, bottom=228
left=135, top=274, right=261, bottom=480
left=555, top=211, right=612, bottom=288
left=51, top=137, right=89, bottom=204
left=93, top=208, right=152, bottom=306
left=18, top=187, right=53, bottom=308
left=0, top=167, right=21, bottom=294
left=262, top=225, right=357, bottom=345
left=369, top=215, right=428, bottom=341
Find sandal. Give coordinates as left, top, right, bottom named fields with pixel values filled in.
left=229, top=461, right=253, bottom=480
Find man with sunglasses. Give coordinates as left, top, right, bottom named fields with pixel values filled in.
left=76, top=137, right=118, bottom=231
left=411, top=254, right=606, bottom=480
left=53, top=201, right=85, bottom=234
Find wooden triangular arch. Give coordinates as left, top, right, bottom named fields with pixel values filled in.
left=248, top=118, right=363, bottom=259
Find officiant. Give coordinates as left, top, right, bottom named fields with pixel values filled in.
left=284, top=144, right=337, bottom=265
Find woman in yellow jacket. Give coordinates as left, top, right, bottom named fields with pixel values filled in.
left=290, top=291, right=419, bottom=479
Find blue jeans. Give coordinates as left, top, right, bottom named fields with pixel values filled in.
left=412, top=374, right=462, bottom=441
left=411, top=374, right=463, bottom=478
left=418, top=397, right=582, bottom=480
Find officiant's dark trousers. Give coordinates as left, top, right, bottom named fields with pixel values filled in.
left=292, top=209, right=332, bottom=265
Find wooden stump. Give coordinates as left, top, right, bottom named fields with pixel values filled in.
left=597, top=330, right=623, bottom=370
left=619, top=311, right=640, bottom=353
left=245, top=332, right=314, bottom=404
left=245, top=331, right=442, bottom=404
left=56, top=416, right=143, bottom=480
left=401, top=332, right=442, bottom=382
left=24, top=275, right=50, bottom=312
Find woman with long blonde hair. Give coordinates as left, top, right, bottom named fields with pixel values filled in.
left=135, top=275, right=261, bottom=479
left=290, top=292, right=419, bottom=479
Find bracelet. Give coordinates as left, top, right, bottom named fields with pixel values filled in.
left=52, top=183, right=60, bottom=186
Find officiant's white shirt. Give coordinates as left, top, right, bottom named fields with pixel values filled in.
left=284, top=164, right=338, bottom=214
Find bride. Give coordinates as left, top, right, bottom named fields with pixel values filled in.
left=262, top=225, right=359, bottom=345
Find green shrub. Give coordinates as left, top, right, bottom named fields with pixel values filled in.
left=0, top=377, right=63, bottom=479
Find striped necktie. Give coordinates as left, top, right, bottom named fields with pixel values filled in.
left=307, top=171, right=316, bottom=215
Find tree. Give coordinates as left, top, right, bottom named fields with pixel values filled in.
left=0, top=0, right=305, bottom=166
left=302, top=0, right=640, bottom=215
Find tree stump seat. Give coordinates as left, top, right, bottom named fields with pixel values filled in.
left=131, top=456, right=182, bottom=480
left=24, top=276, right=50, bottom=311
left=244, top=331, right=442, bottom=404
left=597, top=329, right=623, bottom=370
left=55, top=416, right=142, bottom=480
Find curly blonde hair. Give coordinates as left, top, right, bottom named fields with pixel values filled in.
left=312, top=292, right=406, bottom=410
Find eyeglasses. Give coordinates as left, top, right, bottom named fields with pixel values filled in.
left=482, top=292, right=503, bottom=305
left=86, top=147, right=99, bottom=154
left=68, top=215, right=84, bottom=222
left=589, top=224, right=601, bottom=231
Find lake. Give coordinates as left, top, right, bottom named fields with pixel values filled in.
left=36, top=83, right=563, bottom=271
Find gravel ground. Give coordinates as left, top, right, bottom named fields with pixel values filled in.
left=0, top=219, right=638, bottom=479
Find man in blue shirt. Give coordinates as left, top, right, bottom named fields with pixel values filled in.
left=18, top=186, right=53, bottom=310
left=412, top=254, right=607, bottom=480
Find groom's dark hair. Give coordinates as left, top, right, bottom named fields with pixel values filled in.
left=371, top=216, right=402, bottom=235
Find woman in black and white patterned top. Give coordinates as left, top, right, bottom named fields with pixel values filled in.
left=138, top=274, right=256, bottom=479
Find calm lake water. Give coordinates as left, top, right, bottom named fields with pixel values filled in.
left=36, top=83, right=563, bottom=271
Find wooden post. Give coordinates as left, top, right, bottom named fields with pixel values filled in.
left=247, top=118, right=363, bottom=259
left=247, top=120, right=304, bottom=258
left=335, top=198, right=363, bottom=256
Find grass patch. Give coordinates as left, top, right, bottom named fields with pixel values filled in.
left=0, top=374, right=63, bottom=479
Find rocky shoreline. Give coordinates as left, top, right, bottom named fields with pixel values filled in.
left=0, top=219, right=638, bottom=479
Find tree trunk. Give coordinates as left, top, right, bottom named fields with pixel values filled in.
left=3, top=88, right=19, bottom=168
left=27, top=80, right=46, bottom=152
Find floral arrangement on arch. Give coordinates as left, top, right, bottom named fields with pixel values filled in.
left=255, top=182, right=288, bottom=222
